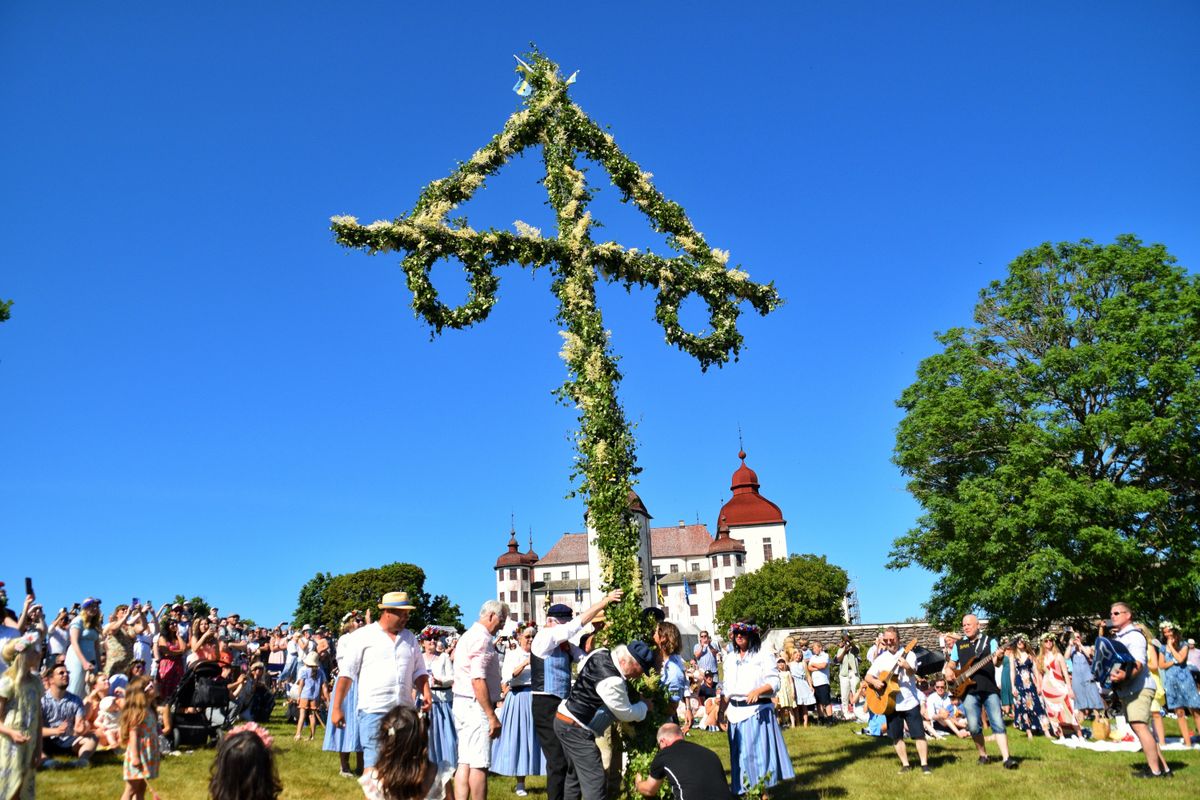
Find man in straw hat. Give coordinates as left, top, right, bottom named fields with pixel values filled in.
left=331, top=591, right=432, bottom=789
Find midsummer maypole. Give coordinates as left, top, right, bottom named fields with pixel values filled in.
left=331, top=51, right=781, bottom=797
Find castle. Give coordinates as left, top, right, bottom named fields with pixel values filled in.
left=493, top=450, right=789, bottom=635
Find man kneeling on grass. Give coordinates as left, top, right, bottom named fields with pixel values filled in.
left=635, top=723, right=730, bottom=800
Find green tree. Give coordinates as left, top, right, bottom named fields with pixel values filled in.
left=715, top=554, right=849, bottom=630
left=892, top=235, right=1200, bottom=632
left=314, top=562, right=462, bottom=632
left=172, top=594, right=211, bottom=619
left=293, top=571, right=333, bottom=629
left=0, top=299, right=10, bottom=323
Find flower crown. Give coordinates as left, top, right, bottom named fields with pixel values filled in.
left=228, top=722, right=274, bottom=749
left=1159, top=620, right=1176, bottom=631
left=418, top=626, right=440, bottom=641
left=729, top=622, right=760, bottom=637
left=8, top=632, right=39, bottom=655
left=1038, top=632, right=1057, bottom=643
left=517, top=621, right=538, bottom=635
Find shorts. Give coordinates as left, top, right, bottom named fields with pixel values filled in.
left=886, top=705, right=925, bottom=741
left=453, top=696, right=492, bottom=769
left=357, top=710, right=388, bottom=768
left=813, top=684, right=832, bottom=706
left=1121, top=687, right=1155, bottom=726
left=43, top=737, right=79, bottom=755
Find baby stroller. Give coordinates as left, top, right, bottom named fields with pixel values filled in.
left=168, top=660, right=233, bottom=749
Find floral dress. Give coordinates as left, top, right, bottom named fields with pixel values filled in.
left=123, top=714, right=161, bottom=780
left=1013, top=656, right=1046, bottom=734
left=0, top=674, right=40, bottom=800
left=1159, top=644, right=1200, bottom=712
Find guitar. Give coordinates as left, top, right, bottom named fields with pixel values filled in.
left=864, top=638, right=919, bottom=715
left=948, top=637, right=1012, bottom=701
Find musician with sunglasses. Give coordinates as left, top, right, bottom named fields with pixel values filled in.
left=944, top=614, right=1016, bottom=769
left=865, top=627, right=929, bottom=774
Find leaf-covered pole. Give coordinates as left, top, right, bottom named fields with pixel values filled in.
left=331, top=52, right=781, bottom=799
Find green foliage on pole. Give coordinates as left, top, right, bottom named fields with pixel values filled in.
left=714, top=554, right=849, bottom=630
left=331, top=52, right=780, bottom=796
left=892, top=235, right=1200, bottom=632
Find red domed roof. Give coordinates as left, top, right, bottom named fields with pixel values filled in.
left=495, top=532, right=527, bottom=569
left=717, top=450, right=785, bottom=528
left=708, top=518, right=746, bottom=555
left=522, top=535, right=540, bottom=564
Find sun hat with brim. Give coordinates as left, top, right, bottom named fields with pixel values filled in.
left=379, top=592, right=417, bottom=610
left=303, top=652, right=320, bottom=668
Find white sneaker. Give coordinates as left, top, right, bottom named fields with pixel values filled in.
left=515, top=788, right=528, bottom=797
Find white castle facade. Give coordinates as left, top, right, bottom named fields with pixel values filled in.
left=494, top=450, right=789, bottom=635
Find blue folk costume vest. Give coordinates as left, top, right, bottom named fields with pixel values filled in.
left=531, top=641, right=573, bottom=698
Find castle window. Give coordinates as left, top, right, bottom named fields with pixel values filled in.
left=713, top=579, right=719, bottom=591
left=509, top=590, right=517, bottom=603
left=736, top=554, right=743, bottom=567
left=511, top=612, right=518, bottom=621
left=725, top=577, right=734, bottom=590
left=653, top=564, right=662, bottom=575
left=711, top=556, right=718, bottom=568
left=690, top=604, right=699, bottom=617
left=543, top=572, right=551, bottom=582
left=670, top=564, right=679, bottom=574
left=522, top=591, right=529, bottom=604
left=722, top=554, right=731, bottom=567
left=690, top=562, right=699, bottom=572
left=509, top=568, right=517, bottom=581
left=763, top=538, right=774, bottom=561
left=561, top=570, right=570, bottom=580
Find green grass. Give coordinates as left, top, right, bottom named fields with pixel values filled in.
left=36, top=714, right=1199, bottom=799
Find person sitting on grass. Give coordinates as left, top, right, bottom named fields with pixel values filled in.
left=209, top=722, right=281, bottom=800
left=40, top=662, right=97, bottom=769
left=120, top=676, right=162, bottom=800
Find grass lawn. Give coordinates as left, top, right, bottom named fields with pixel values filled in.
left=36, top=714, right=1198, bottom=799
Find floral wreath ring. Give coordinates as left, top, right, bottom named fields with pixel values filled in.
left=729, top=622, right=760, bottom=638
left=227, top=722, right=274, bottom=749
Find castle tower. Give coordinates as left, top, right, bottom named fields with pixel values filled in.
left=494, top=528, right=534, bottom=622
left=587, top=490, right=654, bottom=608
left=717, top=450, right=787, bottom=573
left=708, top=515, right=747, bottom=608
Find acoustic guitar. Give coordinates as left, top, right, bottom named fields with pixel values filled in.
left=864, top=638, right=918, bottom=715
left=948, top=637, right=1012, bottom=701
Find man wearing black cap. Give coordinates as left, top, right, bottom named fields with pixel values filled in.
left=531, top=590, right=622, bottom=800
left=554, top=641, right=654, bottom=800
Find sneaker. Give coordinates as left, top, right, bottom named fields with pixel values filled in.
left=1160, top=770, right=1174, bottom=779
left=1133, top=770, right=1162, bottom=779
left=515, top=788, right=528, bottom=797
left=976, top=756, right=990, bottom=766
left=898, top=765, right=911, bottom=773
left=921, top=766, right=932, bottom=775
left=1002, top=758, right=1018, bottom=770
left=339, top=770, right=355, bottom=778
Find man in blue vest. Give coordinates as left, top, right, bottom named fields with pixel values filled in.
left=530, top=590, right=623, bottom=800
left=554, top=641, right=655, bottom=800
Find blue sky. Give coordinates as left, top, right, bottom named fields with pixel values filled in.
left=2, top=2, right=1197, bottom=629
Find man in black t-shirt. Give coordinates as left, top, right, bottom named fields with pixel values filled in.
left=635, top=723, right=730, bottom=800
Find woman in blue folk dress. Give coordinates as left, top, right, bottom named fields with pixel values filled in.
left=421, top=628, right=458, bottom=798
left=723, top=621, right=794, bottom=796
left=490, top=623, right=543, bottom=796
left=324, top=616, right=363, bottom=776
left=1065, top=632, right=1104, bottom=720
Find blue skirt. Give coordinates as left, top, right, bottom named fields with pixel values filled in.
left=728, top=705, right=794, bottom=795
left=490, top=688, right=544, bottom=776
left=322, top=679, right=361, bottom=753
left=1163, top=664, right=1200, bottom=711
left=428, top=692, right=458, bottom=769
left=1070, top=654, right=1104, bottom=711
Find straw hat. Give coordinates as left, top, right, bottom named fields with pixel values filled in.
left=378, top=592, right=417, bottom=611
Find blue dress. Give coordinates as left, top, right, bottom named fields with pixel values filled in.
left=65, top=619, right=100, bottom=697
left=1012, top=657, right=1045, bottom=734
left=1069, top=648, right=1104, bottom=711
left=490, top=650, right=544, bottom=776
left=1159, top=644, right=1200, bottom=712
left=322, top=678, right=361, bottom=753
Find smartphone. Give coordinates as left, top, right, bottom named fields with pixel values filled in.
left=132, top=597, right=139, bottom=608
left=25, top=577, right=34, bottom=600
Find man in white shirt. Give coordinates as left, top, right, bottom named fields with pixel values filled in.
left=807, top=640, right=833, bottom=724
left=330, top=591, right=431, bottom=786
left=866, top=626, right=929, bottom=774
left=453, top=600, right=509, bottom=800
left=922, top=679, right=969, bottom=738
left=530, top=590, right=622, bottom=800
left=1108, top=602, right=1168, bottom=778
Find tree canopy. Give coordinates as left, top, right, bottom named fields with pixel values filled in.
left=292, top=562, right=463, bottom=632
left=0, top=299, right=10, bottom=323
left=715, top=554, right=849, bottom=631
left=892, top=235, right=1200, bottom=631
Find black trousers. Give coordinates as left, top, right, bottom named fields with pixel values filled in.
left=532, top=693, right=573, bottom=800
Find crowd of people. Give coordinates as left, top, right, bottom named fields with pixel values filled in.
left=3, top=577, right=1200, bottom=799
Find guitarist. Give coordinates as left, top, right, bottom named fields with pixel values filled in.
left=865, top=627, right=930, bottom=774
left=944, top=614, right=1017, bottom=769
